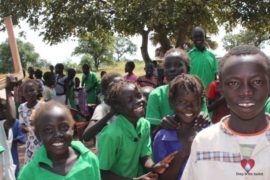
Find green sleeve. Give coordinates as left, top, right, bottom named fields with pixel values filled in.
left=140, top=122, right=152, bottom=157
left=88, top=152, right=101, bottom=180
left=146, top=92, right=162, bottom=125
left=97, top=130, right=119, bottom=170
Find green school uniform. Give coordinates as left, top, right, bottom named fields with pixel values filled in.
left=82, top=72, right=98, bottom=104
left=18, top=141, right=101, bottom=180
left=146, top=85, right=209, bottom=125
left=98, top=115, right=152, bottom=178
left=189, top=47, right=218, bottom=90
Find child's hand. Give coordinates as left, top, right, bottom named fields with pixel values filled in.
left=193, top=112, right=211, bottom=132
left=133, top=172, right=158, bottom=180
left=160, top=115, right=178, bottom=130
left=152, top=151, right=177, bottom=174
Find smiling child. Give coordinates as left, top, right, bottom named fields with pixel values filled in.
left=98, top=81, right=162, bottom=180
left=153, top=74, right=209, bottom=180
left=182, top=45, right=270, bottom=180
left=18, top=101, right=100, bottom=180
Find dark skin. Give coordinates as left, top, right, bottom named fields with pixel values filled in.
left=21, top=82, right=39, bottom=133
left=101, top=84, right=166, bottom=180
left=36, top=106, right=78, bottom=176
left=82, top=65, right=97, bottom=93
left=0, top=76, right=17, bottom=137
left=220, top=54, right=270, bottom=134
left=82, top=76, right=123, bottom=140
left=150, top=53, right=189, bottom=132
left=192, top=27, right=206, bottom=52
left=159, top=91, right=210, bottom=180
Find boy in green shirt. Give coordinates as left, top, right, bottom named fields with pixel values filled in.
left=18, top=101, right=100, bottom=180
left=98, top=81, right=166, bottom=180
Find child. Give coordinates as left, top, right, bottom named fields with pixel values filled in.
left=82, top=64, right=98, bottom=104
left=153, top=74, right=210, bottom=180
left=18, top=101, right=101, bottom=180
left=182, top=45, right=270, bottom=180
left=97, top=81, right=163, bottom=179
left=18, top=79, right=43, bottom=164
left=146, top=48, right=209, bottom=127
left=137, top=63, right=158, bottom=88
left=0, top=76, right=17, bottom=180
left=42, top=71, right=56, bottom=102
left=83, top=72, right=122, bottom=140
left=207, top=73, right=229, bottom=123
left=54, top=63, right=67, bottom=104
left=124, top=61, right=137, bottom=82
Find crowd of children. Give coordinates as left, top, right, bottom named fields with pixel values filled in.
left=2, top=26, right=270, bottom=180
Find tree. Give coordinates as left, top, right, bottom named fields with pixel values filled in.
left=114, top=36, right=137, bottom=61
left=2, top=1, right=270, bottom=63
left=223, top=29, right=270, bottom=51
left=73, top=30, right=115, bottom=70
left=0, top=39, right=44, bottom=73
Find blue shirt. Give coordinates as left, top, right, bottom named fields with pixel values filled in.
left=153, top=129, right=186, bottom=180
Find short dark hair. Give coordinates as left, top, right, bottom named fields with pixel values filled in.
left=191, top=26, right=205, bottom=38
left=35, top=69, right=43, bottom=79
left=168, top=74, right=204, bottom=106
left=33, top=100, right=74, bottom=140
left=21, top=79, right=39, bottom=93
left=164, top=48, right=190, bottom=72
left=126, top=61, right=135, bottom=71
left=55, top=63, right=64, bottom=71
left=101, top=72, right=122, bottom=95
left=105, top=81, right=139, bottom=113
left=219, top=45, right=270, bottom=74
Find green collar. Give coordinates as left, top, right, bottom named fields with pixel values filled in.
left=116, top=115, right=145, bottom=140
left=34, top=141, right=89, bottom=167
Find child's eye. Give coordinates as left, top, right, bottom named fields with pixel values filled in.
left=59, top=124, right=70, bottom=132
left=252, top=79, right=264, bottom=86
left=227, top=81, right=239, bottom=88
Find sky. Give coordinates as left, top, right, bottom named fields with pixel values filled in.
left=2, top=20, right=267, bottom=66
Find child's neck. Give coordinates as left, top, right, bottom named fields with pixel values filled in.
left=26, top=100, right=38, bottom=109
left=228, top=113, right=268, bottom=134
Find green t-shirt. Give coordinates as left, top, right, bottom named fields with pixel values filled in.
left=82, top=72, right=98, bottom=104
left=265, top=97, right=270, bottom=113
left=0, top=145, right=4, bottom=153
left=146, top=85, right=209, bottom=125
left=189, top=47, right=218, bottom=90
left=18, top=141, right=101, bottom=180
left=98, top=115, right=152, bottom=178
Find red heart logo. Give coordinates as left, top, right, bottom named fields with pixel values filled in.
left=241, top=159, right=255, bottom=173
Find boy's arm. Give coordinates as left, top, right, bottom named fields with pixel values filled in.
left=4, top=76, right=17, bottom=136
left=83, top=111, right=114, bottom=141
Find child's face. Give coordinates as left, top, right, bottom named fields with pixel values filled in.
left=82, top=66, right=90, bottom=75
left=164, top=56, right=188, bottom=81
left=23, top=83, right=38, bottom=102
left=220, top=54, right=269, bottom=120
left=172, top=90, right=201, bottom=124
left=125, top=64, right=132, bottom=73
left=37, top=106, right=73, bottom=157
left=116, top=84, right=146, bottom=122
left=192, top=30, right=205, bottom=50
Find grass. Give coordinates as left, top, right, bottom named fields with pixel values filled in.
left=83, top=61, right=146, bottom=79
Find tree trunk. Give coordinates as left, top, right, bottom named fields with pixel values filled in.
left=94, top=57, right=99, bottom=71
left=140, top=30, right=151, bottom=64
